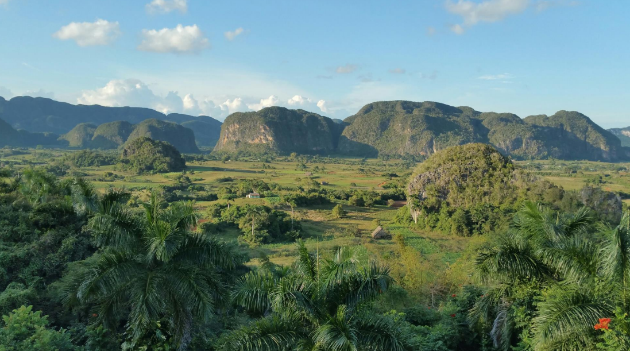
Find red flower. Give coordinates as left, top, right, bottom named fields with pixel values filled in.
left=594, top=318, right=611, bottom=330
left=451, top=294, right=456, bottom=298
left=450, top=314, right=456, bottom=318
left=91, top=313, right=98, bottom=317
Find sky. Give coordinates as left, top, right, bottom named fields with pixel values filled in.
left=0, top=0, right=628, bottom=127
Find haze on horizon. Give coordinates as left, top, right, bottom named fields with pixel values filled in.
left=0, top=0, right=628, bottom=128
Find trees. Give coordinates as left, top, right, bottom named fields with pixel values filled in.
left=60, top=192, right=244, bottom=349
left=332, top=204, right=346, bottom=219
left=0, top=305, right=77, bottom=351
left=470, top=202, right=630, bottom=350
left=220, top=242, right=410, bottom=350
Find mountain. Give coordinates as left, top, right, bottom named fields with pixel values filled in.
left=126, top=119, right=200, bottom=153
left=338, top=101, right=627, bottom=161
left=609, top=127, right=630, bottom=147
left=180, top=118, right=222, bottom=147
left=0, top=96, right=222, bottom=147
left=58, top=119, right=200, bottom=153
left=58, top=123, right=98, bottom=147
left=214, top=107, right=344, bottom=154
left=0, top=117, right=61, bottom=147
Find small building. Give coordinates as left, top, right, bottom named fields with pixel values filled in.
left=371, top=226, right=391, bottom=239
left=246, top=192, right=260, bottom=199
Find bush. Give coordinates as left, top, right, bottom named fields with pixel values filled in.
left=332, top=204, right=346, bottom=219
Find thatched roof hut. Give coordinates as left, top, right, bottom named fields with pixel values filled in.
left=371, top=226, right=391, bottom=239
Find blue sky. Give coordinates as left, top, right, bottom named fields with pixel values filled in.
left=0, top=0, right=628, bottom=127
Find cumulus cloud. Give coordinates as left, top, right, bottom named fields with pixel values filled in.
left=317, top=100, right=328, bottom=113
left=478, top=73, right=513, bottom=80
left=388, top=68, right=406, bottom=74
left=247, top=95, right=278, bottom=111
left=138, top=24, right=209, bottom=53
left=77, top=79, right=185, bottom=114
left=336, top=64, right=358, bottom=74
left=450, top=24, right=465, bottom=34
left=224, top=27, right=245, bottom=41
left=287, top=95, right=311, bottom=106
left=146, top=0, right=187, bottom=14
left=53, top=19, right=121, bottom=46
left=22, top=89, right=55, bottom=99
left=0, top=86, right=13, bottom=98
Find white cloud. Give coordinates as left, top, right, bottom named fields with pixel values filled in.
left=287, top=95, right=311, bottom=106
left=419, top=71, right=438, bottom=80
left=77, top=79, right=184, bottom=114
left=221, top=98, right=247, bottom=114
left=247, top=95, right=279, bottom=111
left=53, top=19, right=121, bottom=46
left=225, top=27, right=246, bottom=41
left=0, top=86, right=13, bottom=98
left=146, top=0, right=187, bottom=14
left=478, top=73, right=513, bottom=80
left=138, top=24, right=209, bottom=53
left=388, top=68, right=406, bottom=74
left=22, top=89, right=55, bottom=99
left=0, top=0, right=10, bottom=5
left=427, top=26, right=436, bottom=36
left=317, top=100, right=328, bottom=113
left=336, top=64, right=358, bottom=74
left=450, top=24, right=465, bottom=34
left=446, top=0, right=529, bottom=33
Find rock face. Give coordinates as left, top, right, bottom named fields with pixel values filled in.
left=214, top=107, right=345, bottom=154
left=609, top=127, right=630, bottom=147
left=0, top=96, right=221, bottom=147
left=58, top=119, right=200, bottom=153
left=339, top=101, right=627, bottom=161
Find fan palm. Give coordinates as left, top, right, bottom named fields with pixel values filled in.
left=221, top=241, right=409, bottom=351
left=61, top=192, right=244, bottom=350
left=470, top=202, right=614, bottom=350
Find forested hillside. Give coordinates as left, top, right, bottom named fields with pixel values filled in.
left=59, top=119, right=200, bottom=153
left=340, top=101, right=627, bottom=161
left=0, top=96, right=221, bottom=148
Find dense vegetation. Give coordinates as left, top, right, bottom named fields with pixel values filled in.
left=1, top=142, right=630, bottom=350
left=405, top=144, right=623, bottom=236
left=340, top=101, right=627, bottom=161
left=120, top=137, right=187, bottom=174
left=60, top=119, right=200, bottom=153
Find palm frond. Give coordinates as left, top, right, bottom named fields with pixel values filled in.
left=531, top=288, right=612, bottom=350
left=232, top=271, right=277, bottom=315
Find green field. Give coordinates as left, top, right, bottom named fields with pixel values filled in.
left=2, top=148, right=629, bottom=268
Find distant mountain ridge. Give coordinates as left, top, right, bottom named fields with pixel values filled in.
left=59, top=119, right=200, bottom=153
left=609, top=127, right=630, bottom=147
left=0, top=96, right=221, bottom=147
left=216, top=100, right=629, bottom=161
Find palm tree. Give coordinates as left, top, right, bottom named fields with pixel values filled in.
left=60, top=192, right=244, bottom=350
left=220, top=241, right=410, bottom=351
left=470, top=202, right=612, bottom=350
